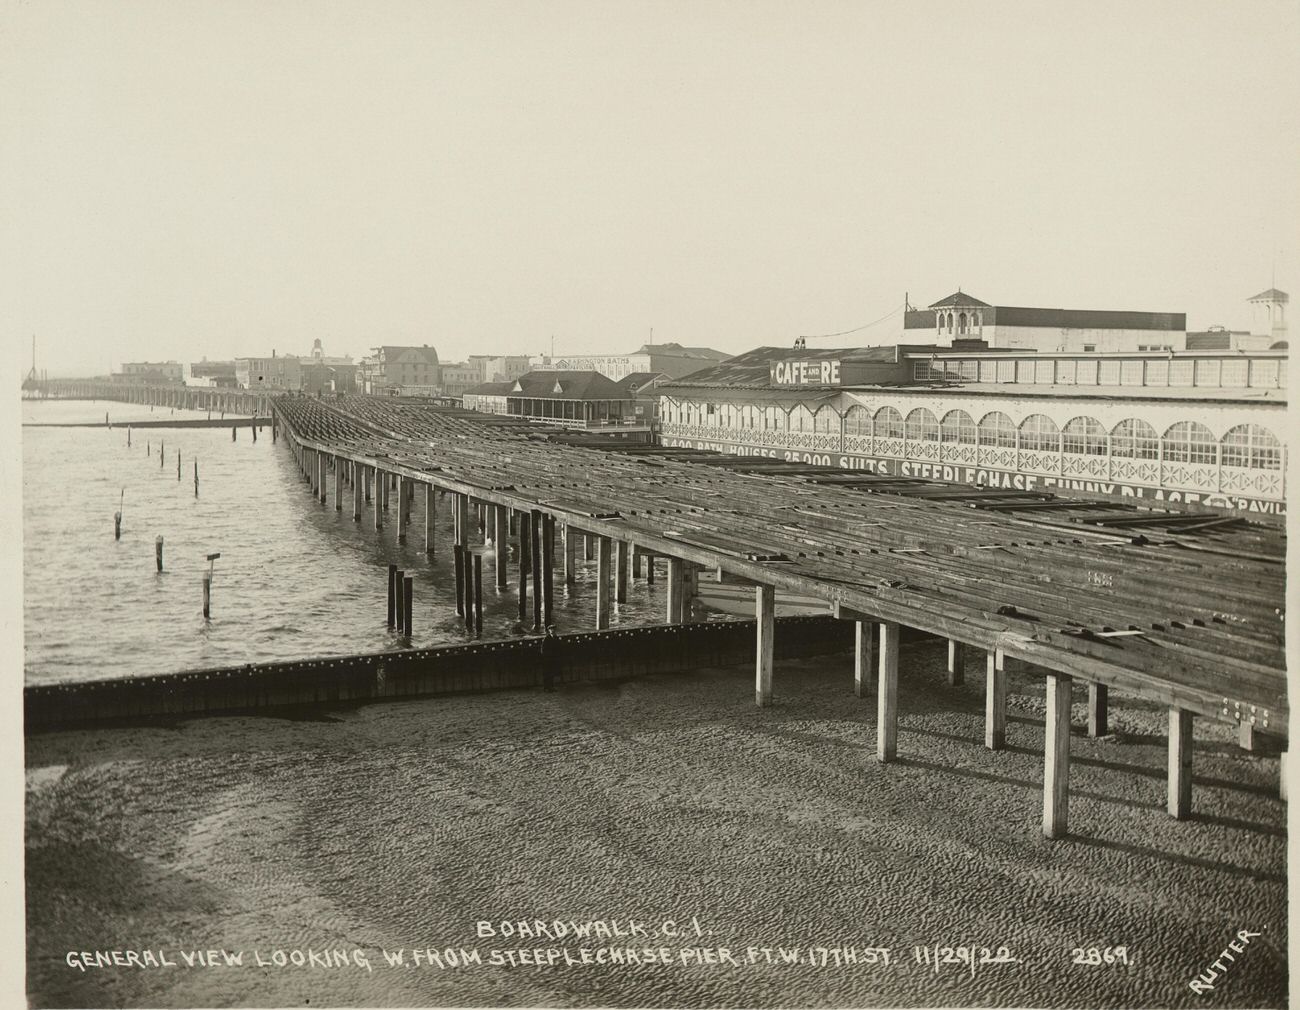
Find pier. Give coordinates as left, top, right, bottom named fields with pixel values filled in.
left=263, top=393, right=1285, bottom=839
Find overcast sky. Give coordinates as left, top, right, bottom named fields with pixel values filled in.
left=3, top=0, right=1297, bottom=376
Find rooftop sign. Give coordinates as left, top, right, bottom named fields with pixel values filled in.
left=771, top=359, right=841, bottom=386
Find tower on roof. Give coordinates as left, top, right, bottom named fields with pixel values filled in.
left=1247, top=287, right=1287, bottom=342
left=929, top=291, right=990, bottom=339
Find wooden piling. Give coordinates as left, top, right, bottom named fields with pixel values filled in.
left=473, top=552, right=483, bottom=638
left=335, top=457, right=343, bottom=511
left=155, top=536, right=163, bottom=572
left=985, top=648, right=1007, bottom=750
left=1043, top=673, right=1073, bottom=838
left=403, top=576, right=414, bottom=638
left=160, top=439, right=164, bottom=467
left=453, top=546, right=466, bottom=617
left=193, top=460, right=198, bottom=497
left=373, top=470, right=383, bottom=529
left=595, top=536, right=612, bottom=630
left=517, top=513, right=529, bottom=623
left=755, top=584, right=775, bottom=706
left=1088, top=683, right=1109, bottom=737
left=614, top=540, right=629, bottom=603
left=353, top=465, right=363, bottom=521
left=1168, top=707, right=1193, bottom=819
left=425, top=484, right=436, bottom=554
left=494, top=505, right=508, bottom=589
left=397, top=479, right=409, bottom=542
left=854, top=620, right=874, bottom=698
left=563, top=524, right=576, bottom=585
left=202, top=575, right=211, bottom=619
left=114, top=512, right=122, bottom=541
left=947, top=640, right=965, bottom=687
left=877, top=621, right=900, bottom=762
left=463, top=550, right=475, bottom=631
left=530, top=510, right=543, bottom=631
left=541, top=514, right=554, bottom=627
left=177, top=449, right=181, bottom=481
left=666, top=557, right=684, bottom=624
left=387, top=564, right=398, bottom=628
left=232, top=424, right=237, bottom=441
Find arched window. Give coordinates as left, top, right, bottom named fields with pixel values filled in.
left=947, top=313, right=954, bottom=335
left=813, top=406, right=838, bottom=433
left=1061, top=416, right=1107, bottom=455
left=940, top=409, right=977, bottom=443
left=905, top=407, right=940, bottom=441
left=977, top=411, right=1017, bottom=447
left=844, top=405, right=871, bottom=436
left=1221, top=424, right=1282, bottom=470
left=958, top=312, right=967, bottom=334
left=1110, top=419, right=1158, bottom=459
left=1019, top=414, right=1060, bottom=452
left=1162, top=421, right=1217, bottom=465
left=789, top=404, right=814, bottom=432
left=763, top=406, right=781, bottom=430
left=874, top=406, right=904, bottom=439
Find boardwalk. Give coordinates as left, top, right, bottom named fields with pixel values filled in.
left=271, top=395, right=1287, bottom=838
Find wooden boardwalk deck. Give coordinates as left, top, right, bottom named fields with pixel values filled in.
left=272, top=395, right=1288, bottom=837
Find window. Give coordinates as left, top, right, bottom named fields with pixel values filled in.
left=844, top=405, right=871, bottom=435
left=1034, top=360, right=1054, bottom=384
left=1098, top=360, right=1121, bottom=385
left=905, top=408, right=940, bottom=442
left=813, top=406, right=838, bottom=433
left=1061, top=416, right=1107, bottom=455
left=1082, top=344, right=1096, bottom=352
left=1077, top=359, right=1098, bottom=385
left=1195, top=359, right=1220, bottom=387
left=1019, top=414, right=1060, bottom=452
left=1249, top=359, right=1280, bottom=388
left=1221, top=424, right=1282, bottom=470
left=940, top=410, right=977, bottom=444
left=996, top=360, right=1016, bottom=383
left=1220, top=359, right=1248, bottom=387
left=1162, top=421, right=1217, bottom=465
left=1055, top=360, right=1077, bottom=385
left=1110, top=419, right=1159, bottom=459
left=1168, top=360, right=1194, bottom=387
left=977, top=411, right=1017, bottom=448
left=874, top=406, right=904, bottom=439
left=789, top=405, right=814, bottom=432
left=1016, top=360, right=1036, bottom=383
left=1120, top=360, right=1144, bottom=385
left=978, top=359, right=998, bottom=382
left=1145, top=359, right=1168, bottom=386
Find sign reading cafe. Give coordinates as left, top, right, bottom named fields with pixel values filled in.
left=770, top=359, right=841, bottom=387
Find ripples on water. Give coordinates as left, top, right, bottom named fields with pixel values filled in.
left=22, top=399, right=679, bottom=683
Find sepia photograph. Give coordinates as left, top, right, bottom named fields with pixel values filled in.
left=3, top=1, right=1295, bottom=1007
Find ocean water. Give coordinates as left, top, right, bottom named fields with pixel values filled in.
left=21, top=399, right=675, bottom=683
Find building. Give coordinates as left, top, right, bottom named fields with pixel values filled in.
left=467, top=354, right=532, bottom=384
left=439, top=362, right=484, bottom=398
left=904, top=291, right=1187, bottom=352
left=1187, top=288, right=1289, bottom=351
left=657, top=343, right=1288, bottom=516
left=1249, top=288, right=1288, bottom=344
left=462, top=380, right=512, bottom=414
left=120, top=361, right=184, bottom=383
left=236, top=354, right=301, bottom=390
left=505, top=370, right=636, bottom=425
left=187, top=360, right=238, bottom=387
left=613, top=371, right=668, bottom=424
left=359, top=345, right=440, bottom=394
left=543, top=342, right=730, bottom=381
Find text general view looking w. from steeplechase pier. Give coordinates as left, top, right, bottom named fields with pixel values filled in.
left=7, top=3, right=1295, bottom=1009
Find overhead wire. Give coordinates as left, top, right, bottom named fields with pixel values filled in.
left=796, top=301, right=908, bottom=341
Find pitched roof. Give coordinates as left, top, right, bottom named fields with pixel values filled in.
left=509, top=370, right=631, bottom=399
left=1249, top=288, right=1289, bottom=303
left=658, top=344, right=918, bottom=388
left=379, top=345, right=440, bottom=365
left=929, top=291, right=991, bottom=309
left=628, top=342, right=730, bottom=360
left=463, top=381, right=513, bottom=396
left=613, top=371, right=666, bottom=393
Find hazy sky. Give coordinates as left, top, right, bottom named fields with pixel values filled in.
left=3, top=0, right=1297, bottom=376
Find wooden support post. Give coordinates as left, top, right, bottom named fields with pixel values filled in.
left=202, top=574, right=211, bottom=619
left=530, top=510, right=542, bottom=631
left=453, top=546, right=466, bottom=617
left=193, top=460, right=198, bottom=497
left=1281, top=752, right=1288, bottom=802
left=1044, top=673, right=1073, bottom=838
left=666, top=557, right=683, bottom=624
left=542, top=514, right=554, bottom=627
left=517, top=513, right=529, bottom=623
left=595, top=536, right=612, bottom=630
left=463, top=550, right=475, bottom=631
left=1238, top=720, right=1256, bottom=752
left=353, top=466, right=363, bottom=521
left=854, top=620, right=874, bottom=698
left=1168, top=707, right=1193, bottom=820
left=947, top=640, right=965, bottom=687
left=232, top=423, right=237, bottom=441
left=583, top=533, right=593, bottom=561
left=320, top=454, right=328, bottom=503
left=114, top=511, right=122, bottom=540
left=403, top=575, right=413, bottom=638
left=682, top=563, right=698, bottom=623
left=614, top=540, right=629, bottom=603
left=456, top=494, right=469, bottom=546
left=425, top=484, right=436, bottom=554
left=155, top=536, right=163, bottom=572
left=334, top=458, right=343, bottom=511
left=985, top=648, right=1007, bottom=750
left=473, top=552, right=483, bottom=638
left=645, top=553, right=655, bottom=585
left=387, top=564, right=397, bottom=628
left=363, top=466, right=371, bottom=503
left=397, top=479, right=409, bottom=543
left=176, top=449, right=181, bottom=481
left=374, top=470, right=384, bottom=529
left=876, top=621, right=900, bottom=762
left=755, top=584, right=775, bottom=707
left=381, top=472, right=390, bottom=510
left=160, top=439, right=165, bottom=468
left=494, top=506, right=509, bottom=589
left=632, top=552, right=643, bottom=580
left=1088, top=683, right=1109, bottom=738
left=563, top=524, right=576, bottom=585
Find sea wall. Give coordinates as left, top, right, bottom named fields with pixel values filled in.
left=25, top=616, right=853, bottom=731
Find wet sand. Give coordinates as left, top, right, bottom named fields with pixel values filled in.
left=26, top=641, right=1287, bottom=1008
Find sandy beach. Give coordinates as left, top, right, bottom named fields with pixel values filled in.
left=25, top=640, right=1287, bottom=1008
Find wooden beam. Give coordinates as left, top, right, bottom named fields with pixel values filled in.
left=947, top=639, right=965, bottom=687
left=596, top=536, right=612, bottom=630
left=755, top=584, right=775, bottom=707
left=877, top=621, right=899, bottom=762
left=1088, top=682, right=1108, bottom=737
left=854, top=620, right=873, bottom=698
left=985, top=649, right=1006, bottom=750
left=1168, top=707, right=1193, bottom=819
left=1043, top=672, right=1072, bottom=838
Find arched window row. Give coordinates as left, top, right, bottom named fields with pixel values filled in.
left=662, top=401, right=1282, bottom=470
